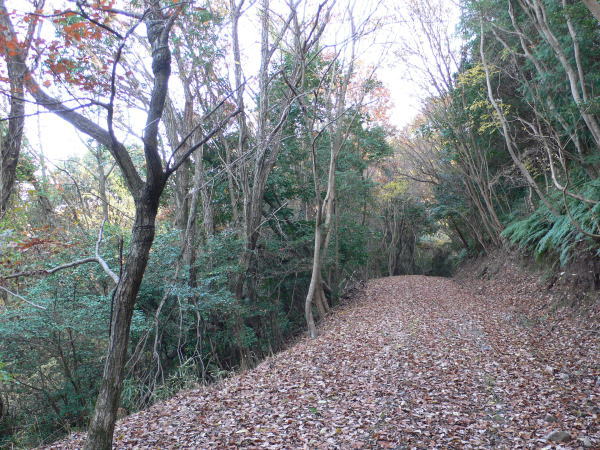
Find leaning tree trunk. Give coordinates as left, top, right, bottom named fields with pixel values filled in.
left=85, top=191, right=161, bottom=450
left=305, top=218, right=323, bottom=339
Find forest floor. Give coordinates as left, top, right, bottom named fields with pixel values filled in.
left=47, top=264, right=599, bottom=449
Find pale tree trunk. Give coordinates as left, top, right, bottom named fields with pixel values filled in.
left=232, top=0, right=273, bottom=359
left=174, top=160, right=192, bottom=230
left=94, top=146, right=111, bottom=223
left=182, top=150, right=205, bottom=284
left=221, top=133, right=239, bottom=224
left=517, top=0, right=600, bottom=148
left=229, top=0, right=252, bottom=368
left=235, top=0, right=273, bottom=304
left=173, top=100, right=193, bottom=232
left=196, top=150, right=214, bottom=239
left=481, top=23, right=600, bottom=239
left=479, top=23, right=559, bottom=217
left=452, top=110, right=503, bottom=247
left=304, top=126, right=339, bottom=335
left=230, top=0, right=329, bottom=348
left=32, top=143, right=55, bottom=225
left=230, top=0, right=248, bottom=232
left=233, top=0, right=322, bottom=313
left=30, top=174, right=54, bottom=223
left=304, top=20, right=358, bottom=335
left=164, top=98, right=192, bottom=231
left=450, top=217, right=469, bottom=249
left=304, top=210, right=322, bottom=339
left=493, top=5, right=598, bottom=179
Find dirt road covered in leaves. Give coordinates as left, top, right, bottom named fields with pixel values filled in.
left=50, top=275, right=599, bottom=449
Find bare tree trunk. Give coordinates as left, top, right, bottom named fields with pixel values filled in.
left=83, top=5, right=177, bottom=447
left=304, top=17, right=358, bottom=333
left=174, top=161, right=192, bottom=230
left=230, top=0, right=249, bottom=234
left=30, top=175, right=54, bottom=223
left=449, top=217, right=469, bottom=249
left=234, top=0, right=305, bottom=301
left=197, top=151, right=214, bottom=239
left=305, top=218, right=322, bottom=338
left=0, top=0, right=41, bottom=215
left=479, top=22, right=560, bottom=218
left=235, top=0, right=272, bottom=304
left=314, top=280, right=329, bottom=316
left=164, top=98, right=192, bottom=232
left=221, top=135, right=239, bottom=224
left=95, top=146, right=110, bottom=223
left=85, top=193, right=161, bottom=450
left=183, top=152, right=203, bottom=284
left=517, top=0, right=600, bottom=147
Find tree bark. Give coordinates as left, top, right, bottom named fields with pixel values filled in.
left=0, top=0, right=41, bottom=215
left=305, top=219, right=322, bottom=338
left=85, top=191, right=162, bottom=450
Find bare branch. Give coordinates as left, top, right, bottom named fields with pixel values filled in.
left=3, top=257, right=99, bottom=280
left=3, top=221, right=119, bottom=283
left=75, top=1, right=125, bottom=39
left=167, top=107, right=242, bottom=175
left=165, top=86, right=242, bottom=169
left=96, top=220, right=120, bottom=284
left=0, top=285, right=47, bottom=310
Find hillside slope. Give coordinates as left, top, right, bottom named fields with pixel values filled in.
left=46, top=275, right=599, bottom=449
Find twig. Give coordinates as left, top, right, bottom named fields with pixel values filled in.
left=253, top=201, right=289, bottom=233
left=167, top=107, right=242, bottom=175
left=0, top=285, right=46, bottom=310
left=3, top=220, right=120, bottom=283
left=96, top=219, right=120, bottom=283
left=3, top=257, right=99, bottom=280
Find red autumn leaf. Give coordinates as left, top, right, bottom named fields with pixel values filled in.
left=53, top=62, right=67, bottom=74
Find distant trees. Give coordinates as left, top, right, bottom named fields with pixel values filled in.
left=395, top=0, right=600, bottom=263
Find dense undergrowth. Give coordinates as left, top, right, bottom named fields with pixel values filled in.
left=503, top=179, right=600, bottom=267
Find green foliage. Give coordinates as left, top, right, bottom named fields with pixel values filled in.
left=402, top=0, right=600, bottom=265
left=0, top=286, right=108, bottom=447
left=502, top=179, right=600, bottom=266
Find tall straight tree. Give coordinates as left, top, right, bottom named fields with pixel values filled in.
left=303, top=2, right=385, bottom=337
left=231, top=0, right=332, bottom=353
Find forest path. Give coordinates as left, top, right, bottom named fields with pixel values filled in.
left=50, top=276, right=599, bottom=449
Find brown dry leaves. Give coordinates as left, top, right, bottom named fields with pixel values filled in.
left=46, top=273, right=599, bottom=449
